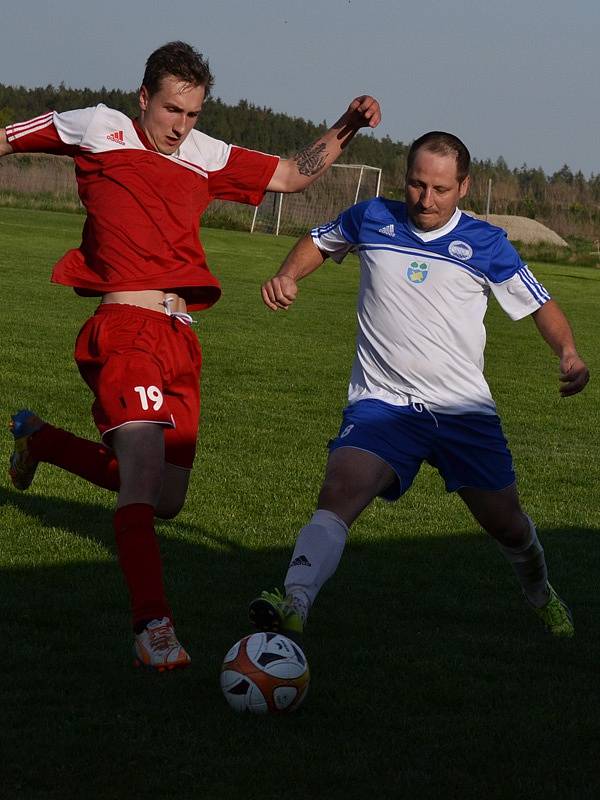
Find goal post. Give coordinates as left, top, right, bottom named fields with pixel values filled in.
left=251, top=163, right=382, bottom=237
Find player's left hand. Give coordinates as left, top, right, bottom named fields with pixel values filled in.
left=346, top=96, right=381, bottom=129
left=559, top=353, right=590, bottom=396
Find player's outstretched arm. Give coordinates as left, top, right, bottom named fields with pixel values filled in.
left=262, top=234, right=326, bottom=311
left=532, top=299, right=590, bottom=396
left=266, top=96, right=381, bottom=193
left=0, top=129, right=15, bottom=157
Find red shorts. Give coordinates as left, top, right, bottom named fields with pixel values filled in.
left=74, top=304, right=202, bottom=469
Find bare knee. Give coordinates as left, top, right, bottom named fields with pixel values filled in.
left=317, top=450, right=396, bottom=526
left=460, top=485, right=531, bottom=547
left=318, top=473, right=356, bottom=508
left=155, top=498, right=185, bottom=520
left=484, top=510, right=530, bottom=547
left=111, top=422, right=166, bottom=508
left=155, top=465, right=190, bottom=520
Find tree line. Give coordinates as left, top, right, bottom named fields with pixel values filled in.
left=0, top=83, right=598, bottom=239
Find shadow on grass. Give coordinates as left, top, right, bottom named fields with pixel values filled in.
left=545, top=271, right=600, bottom=281
left=2, top=485, right=600, bottom=800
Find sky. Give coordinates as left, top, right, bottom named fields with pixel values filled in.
left=1, top=0, right=598, bottom=177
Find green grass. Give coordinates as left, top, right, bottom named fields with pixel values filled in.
left=1, top=206, right=600, bottom=799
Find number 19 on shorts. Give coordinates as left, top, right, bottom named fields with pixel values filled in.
left=134, top=385, right=164, bottom=411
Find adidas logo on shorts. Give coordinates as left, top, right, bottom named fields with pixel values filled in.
left=289, top=555, right=312, bottom=568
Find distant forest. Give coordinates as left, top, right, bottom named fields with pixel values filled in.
left=0, top=83, right=598, bottom=240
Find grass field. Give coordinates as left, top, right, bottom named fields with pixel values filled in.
left=1, top=206, right=600, bottom=799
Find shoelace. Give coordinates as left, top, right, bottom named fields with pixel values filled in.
left=543, top=597, right=567, bottom=624
left=148, top=624, right=178, bottom=652
left=265, top=588, right=307, bottom=623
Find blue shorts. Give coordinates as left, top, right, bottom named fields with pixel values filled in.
left=328, top=399, right=515, bottom=501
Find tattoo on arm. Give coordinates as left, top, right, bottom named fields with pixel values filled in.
left=293, top=142, right=327, bottom=176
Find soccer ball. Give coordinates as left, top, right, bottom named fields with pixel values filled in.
left=220, top=632, right=309, bottom=714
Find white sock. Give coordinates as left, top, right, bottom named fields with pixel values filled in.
left=284, top=509, right=349, bottom=621
left=498, top=516, right=549, bottom=608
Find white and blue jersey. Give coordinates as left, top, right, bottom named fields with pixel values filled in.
left=312, top=198, right=550, bottom=415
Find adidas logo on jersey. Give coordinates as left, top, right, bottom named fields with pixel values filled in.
left=378, top=224, right=395, bottom=238
left=106, top=130, right=125, bottom=145
left=289, top=555, right=312, bottom=568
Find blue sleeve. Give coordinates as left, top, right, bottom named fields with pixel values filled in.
left=311, top=201, right=371, bottom=263
left=336, top=200, right=371, bottom=244
left=487, top=234, right=526, bottom=283
left=486, top=233, right=551, bottom=319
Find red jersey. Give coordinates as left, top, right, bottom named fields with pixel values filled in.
left=6, top=105, right=279, bottom=310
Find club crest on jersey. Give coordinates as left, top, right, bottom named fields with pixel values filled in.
left=406, top=261, right=429, bottom=284
left=448, top=240, right=473, bottom=260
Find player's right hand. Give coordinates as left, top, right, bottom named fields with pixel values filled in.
left=345, top=95, right=382, bottom=130
left=261, top=275, right=298, bottom=311
left=559, top=353, right=590, bottom=397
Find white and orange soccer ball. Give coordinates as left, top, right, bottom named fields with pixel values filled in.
left=220, top=632, right=309, bottom=714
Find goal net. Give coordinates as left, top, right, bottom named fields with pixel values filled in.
left=250, top=163, right=382, bottom=237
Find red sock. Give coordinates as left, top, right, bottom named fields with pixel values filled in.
left=113, top=504, right=172, bottom=630
left=29, top=424, right=120, bottom=491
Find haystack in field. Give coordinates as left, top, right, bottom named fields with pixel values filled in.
left=463, top=212, right=568, bottom=247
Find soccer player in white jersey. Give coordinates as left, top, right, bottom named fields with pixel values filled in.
left=249, top=131, right=589, bottom=642
left=0, top=41, right=381, bottom=671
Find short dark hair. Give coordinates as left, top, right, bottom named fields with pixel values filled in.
left=142, top=41, right=214, bottom=97
left=406, top=131, right=471, bottom=183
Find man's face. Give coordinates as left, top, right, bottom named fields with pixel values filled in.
left=405, top=148, right=470, bottom=232
left=139, top=75, right=205, bottom=155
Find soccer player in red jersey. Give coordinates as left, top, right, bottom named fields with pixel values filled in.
left=0, top=41, right=381, bottom=671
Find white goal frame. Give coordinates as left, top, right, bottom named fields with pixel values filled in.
left=250, top=162, right=382, bottom=236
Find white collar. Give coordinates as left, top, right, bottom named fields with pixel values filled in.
left=408, top=207, right=463, bottom=242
